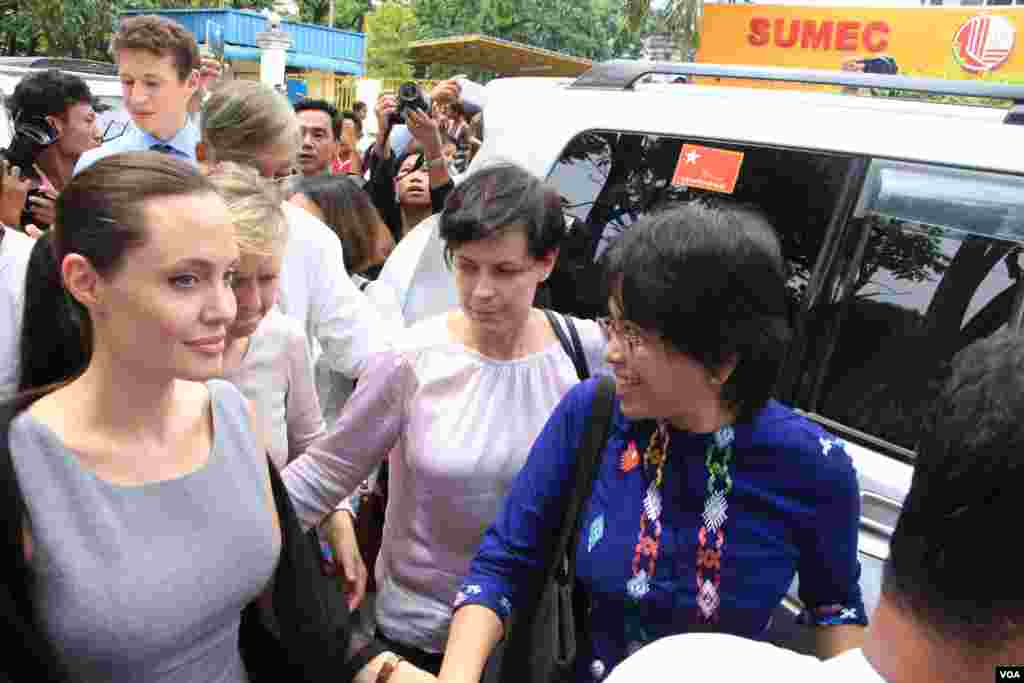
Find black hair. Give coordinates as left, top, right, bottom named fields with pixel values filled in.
left=285, top=174, right=387, bottom=274
left=17, top=232, right=88, bottom=393
left=602, top=198, right=791, bottom=419
left=6, top=69, right=94, bottom=123
left=295, top=99, right=341, bottom=140
left=352, top=100, right=367, bottom=114
left=884, top=332, right=1024, bottom=654
left=341, top=110, right=362, bottom=137
left=440, top=163, right=565, bottom=263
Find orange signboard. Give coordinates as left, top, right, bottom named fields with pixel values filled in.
left=696, top=4, right=1024, bottom=85
left=672, top=144, right=745, bottom=194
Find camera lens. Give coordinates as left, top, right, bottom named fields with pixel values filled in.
left=398, top=83, right=419, bottom=100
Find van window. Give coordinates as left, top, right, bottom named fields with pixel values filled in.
left=543, top=130, right=853, bottom=322
left=788, top=160, right=1024, bottom=455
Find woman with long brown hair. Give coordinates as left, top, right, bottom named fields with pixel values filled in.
left=1, top=152, right=434, bottom=683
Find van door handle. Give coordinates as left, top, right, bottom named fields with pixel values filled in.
left=860, top=490, right=901, bottom=537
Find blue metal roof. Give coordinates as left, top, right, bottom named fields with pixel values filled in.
left=120, top=9, right=365, bottom=75
left=224, top=44, right=361, bottom=75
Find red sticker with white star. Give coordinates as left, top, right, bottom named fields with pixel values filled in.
left=671, top=144, right=744, bottom=194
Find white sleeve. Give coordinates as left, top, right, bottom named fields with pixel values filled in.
left=287, top=204, right=402, bottom=380
left=455, top=78, right=486, bottom=115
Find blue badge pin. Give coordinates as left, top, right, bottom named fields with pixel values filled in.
left=588, top=514, right=605, bottom=552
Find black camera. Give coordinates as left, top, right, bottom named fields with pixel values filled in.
left=859, top=56, right=898, bottom=75
left=388, top=82, right=429, bottom=126
left=4, top=114, right=59, bottom=173
left=2, top=114, right=59, bottom=228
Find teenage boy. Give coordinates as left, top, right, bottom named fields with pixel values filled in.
left=75, top=15, right=203, bottom=174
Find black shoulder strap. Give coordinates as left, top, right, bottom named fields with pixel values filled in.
left=492, top=377, right=616, bottom=683
left=543, top=309, right=590, bottom=382
left=553, top=375, right=614, bottom=582
left=564, top=317, right=590, bottom=381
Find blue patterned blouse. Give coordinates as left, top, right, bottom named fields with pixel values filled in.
left=455, top=379, right=867, bottom=682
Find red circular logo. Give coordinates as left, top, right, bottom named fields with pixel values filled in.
left=953, top=15, right=1016, bottom=73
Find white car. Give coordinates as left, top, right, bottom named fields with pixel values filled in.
left=0, top=57, right=125, bottom=149
left=379, top=60, right=1024, bottom=654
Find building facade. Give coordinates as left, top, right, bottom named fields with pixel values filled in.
left=120, top=9, right=365, bottom=103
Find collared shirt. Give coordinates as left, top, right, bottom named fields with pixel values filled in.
left=73, top=120, right=201, bottom=176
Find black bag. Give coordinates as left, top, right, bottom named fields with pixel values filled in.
left=484, top=375, right=615, bottom=683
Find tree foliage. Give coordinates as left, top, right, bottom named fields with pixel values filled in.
left=364, top=1, right=416, bottom=79
left=3, top=0, right=275, bottom=61
left=298, top=0, right=372, bottom=31
left=624, top=0, right=701, bottom=50
left=413, top=0, right=641, bottom=62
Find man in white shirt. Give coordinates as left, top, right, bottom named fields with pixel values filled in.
left=0, top=224, right=34, bottom=398
left=278, top=200, right=399, bottom=379
left=604, top=333, right=1024, bottom=683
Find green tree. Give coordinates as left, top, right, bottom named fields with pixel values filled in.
left=298, top=0, right=372, bottom=31
left=365, top=1, right=416, bottom=79
left=3, top=0, right=276, bottom=60
left=624, top=0, right=701, bottom=50
left=4, top=0, right=275, bottom=60
left=414, top=0, right=640, bottom=62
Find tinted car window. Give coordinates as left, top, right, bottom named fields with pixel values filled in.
left=790, top=161, right=1024, bottom=454
left=544, top=131, right=853, bottom=320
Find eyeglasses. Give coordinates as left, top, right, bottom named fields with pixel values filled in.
left=100, top=120, right=130, bottom=144
left=597, top=316, right=646, bottom=355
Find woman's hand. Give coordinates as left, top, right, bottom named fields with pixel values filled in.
left=393, top=662, right=438, bottom=683
left=356, top=655, right=438, bottom=683
left=405, top=108, right=443, bottom=158
left=27, top=190, right=57, bottom=226
left=323, top=510, right=367, bottom=611
left=1, top=159, right=31, bottom=227
left=430, top=79, right=462, bottom=107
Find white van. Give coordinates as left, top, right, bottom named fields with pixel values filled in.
left=380, top=60, right=1024, bottom=656
left=0, top=57, right=124, bottom=149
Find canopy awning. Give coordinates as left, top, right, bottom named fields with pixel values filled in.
left=409, top=34, right=592, bottom=77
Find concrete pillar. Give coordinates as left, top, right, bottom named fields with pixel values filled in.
left=255, top=13, right=292, bottom=89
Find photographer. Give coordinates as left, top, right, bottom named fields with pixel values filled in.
left=364, top=80, right=475, bottom=243
left=1, top=69, right=100, bottom=230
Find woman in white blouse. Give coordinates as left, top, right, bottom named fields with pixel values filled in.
left=282, top=164, right=607, bottom=674
left=210, top=166, right=326, bottom=470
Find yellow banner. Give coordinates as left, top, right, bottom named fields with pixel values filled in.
left=696, top=4, right=1024, bottom=84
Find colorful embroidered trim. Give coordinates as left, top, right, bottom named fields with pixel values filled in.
left=626, top=422, right=671, bottom=603
left=695, top=425, right=735, bottom=623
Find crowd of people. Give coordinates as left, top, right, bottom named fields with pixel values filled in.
left=0, top=12, right=1021, bottom=683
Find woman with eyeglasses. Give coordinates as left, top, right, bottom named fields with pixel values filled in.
left=439, top=199, right=868, bottom=683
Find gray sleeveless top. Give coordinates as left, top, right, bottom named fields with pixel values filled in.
left=10, top=379, right=281, bottom=683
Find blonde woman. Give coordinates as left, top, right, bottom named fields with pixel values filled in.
left=209, top=165, right=326, bottom=471
left=199, top=80, right=401, bottom=382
